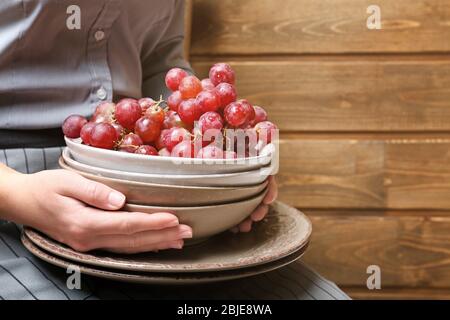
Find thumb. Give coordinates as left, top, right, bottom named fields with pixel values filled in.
left=59, top=170, right=126, bottom=210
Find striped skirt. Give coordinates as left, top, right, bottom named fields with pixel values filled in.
left=0, top=147, right=350, bottom=300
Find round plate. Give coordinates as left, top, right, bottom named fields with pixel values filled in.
left=59, top=157, right=269, bottom=207
left=65, top=137, right=274, bottom=175
left=24, top=202, right=311, bottom=273
left=62, top=148, right=273, bottom=187
left=22, top=234, right=308, bottom=285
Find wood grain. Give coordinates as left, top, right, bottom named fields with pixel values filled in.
left=191, top=0, right=450, bottom=55
left=302, top=214, right=450, bottom=288
left=278, top=137, right=450, bottom=209
left=344, top=287, right=450, bottom=300
left=191, top=58, right=450, bottom=132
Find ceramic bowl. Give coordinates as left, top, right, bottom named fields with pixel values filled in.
left=65, top=137, right=274, bottom=175
left=59, top=157, right=268, bottom=206
left=124, top=190, right=267, bottom=241
left=61, top=149, right=273, bottom=187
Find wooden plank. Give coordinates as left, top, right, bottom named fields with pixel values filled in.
left=343, top=287, right=450, bottom=300
left=191, top=58, right=450, bottom=132
left=277, top=137, right=450, bottom=209
left=302, top=214, right=450, bottom=288
left=191, top=0, right=450, bottom=55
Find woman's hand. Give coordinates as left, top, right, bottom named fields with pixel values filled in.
left=231, top=176, right=278, bottom=233
left=0, top=168, right=192, bottom=253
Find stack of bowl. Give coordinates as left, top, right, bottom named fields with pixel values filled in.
left=60, top=137, right=277, bottom=244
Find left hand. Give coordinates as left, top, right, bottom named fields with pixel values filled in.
left=230, top=176, right=278, bottom=233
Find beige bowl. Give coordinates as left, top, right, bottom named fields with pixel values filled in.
left=125, top=190, right=267, bottom=241
left=59, top=157, right=268, bottom=206
left=62, top=148, right=273, bottom=187
left=65, top=137, right=274, bottom=175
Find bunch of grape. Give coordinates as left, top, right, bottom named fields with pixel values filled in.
left=62, top=63, right=277, bottom=159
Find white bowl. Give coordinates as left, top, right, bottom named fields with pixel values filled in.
left=62, top=148, right=274, bottom=187
left=65, top=137, right=274, bottom=175
left=59, top=156, right=269, bottom=206
left=125, top=190, right=267, bottom=241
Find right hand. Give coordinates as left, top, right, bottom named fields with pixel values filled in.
left=0, top=169, right=192, bottom=253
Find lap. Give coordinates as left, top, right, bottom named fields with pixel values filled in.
left=0, top=221, right=349, bottom=300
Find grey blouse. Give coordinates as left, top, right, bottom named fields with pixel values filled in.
left=0, top=0, right=191, bottom=130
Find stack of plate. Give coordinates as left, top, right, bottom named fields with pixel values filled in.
left=22, top=202, right=311, bottom=284
left=61, top=137, right=279, bottom=242
left=22, top=137, right=312, bottom=283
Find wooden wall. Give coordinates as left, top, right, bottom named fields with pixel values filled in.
left=188, top=0, right=450, bottom=299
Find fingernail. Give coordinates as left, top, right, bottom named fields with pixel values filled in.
left=178, top=225, right=193, bottom=239
left=263, top=193, right=276, bottom=205
left=167, top=218, right=179, bottom=228
left=108, top=192, right=125, bottom=207
left=170, top=241, right=184, bottom=249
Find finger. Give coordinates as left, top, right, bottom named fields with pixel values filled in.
left=88, top=224, right=192, bottom=251
left=238, top=218, right=253, bottom=233
left=250, top=204, right=269, bottom=222
left=81, top=208, right=180, bottom=235
left=106, top=239, right=184, bottom=254
left=59, top=171, right=126, bottom=210
left=263, top=176, right=278, bottom=205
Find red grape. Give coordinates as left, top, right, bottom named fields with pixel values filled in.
left=162, top=110, right=186, bottom=129
left=165, top=68, right=188, bottom=91
left=90, top=123, right=117, bottom=149
left=158, top=148, right=171, bottom=157
left=167, top=91, right=183, bottom=112
left=134, top=117, right=161, bottom=144
left=224, top=150, right=237, bottom=159
left=178, top=98, right=201, bottom=125
left=179, top=76, right=202, bottom=99
left=115, top=98, right=142, bottom=130
left=171, top=141, right=195, bottom=158
left=163, top=127, right=191, bottom=151
left=135, top=145, right=158, bottom=156
left=118, top=133, right=143, bottom=153
left=62, top=115, right=88, bottom=138
left=138, top=98, right=156, bottom=113
left=111, top=123, right=124, bottom=140
left=94, top=102, right=115, bottom=118
left=238, top=99, right=255, bottom=124
left=193, top=126, right=210, bottom=148
left=196, top=90, right=221, bottom=113
left=198, top=111, right=223, bottom=135
left=209, top=63, right=235, bottom=86
left=215, top=83, right=237, bottom=108
left=249, top=105, right=268, bottom=126
left=197, top=144, right=224, bottom=159
left=223, top=101, right=248, bottom=127
left=145, top=105, right=165, bottom=125
left=156, top=129, right=170, bottom=150
left=201, top=78, right=215, bottom=91
left=255, top=121, right=278, bottom=144
left=80, top=122, right=96, bottom=145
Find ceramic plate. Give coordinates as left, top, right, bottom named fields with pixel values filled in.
left=62, top=149, right=273, bottom=187
left=65, top=137, right=274, bottom=175
left=21, top=233, right=308, bottom=285
left=24, top=202, right=311, bottom=273
left=59, top=157, right=268, bottom=207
